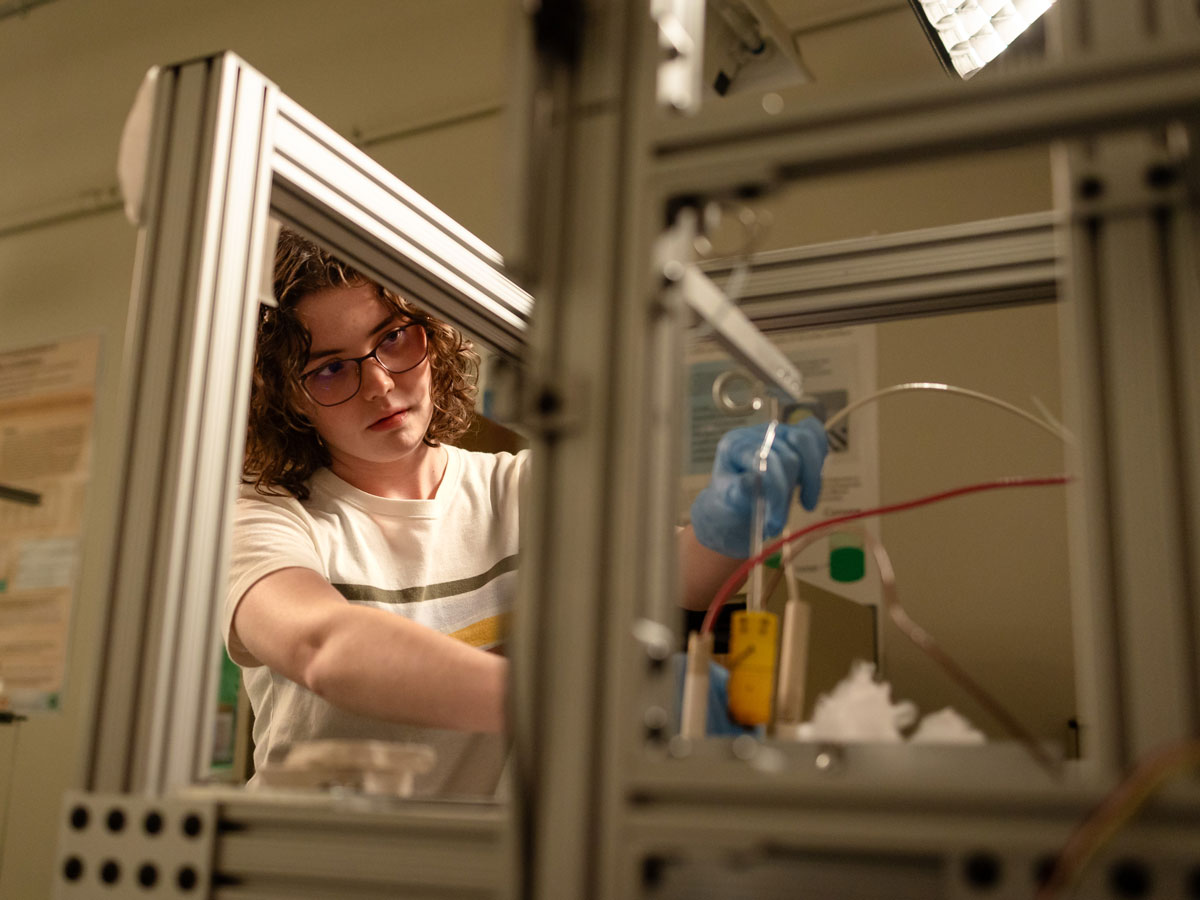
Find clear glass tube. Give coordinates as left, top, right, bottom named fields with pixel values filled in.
left=748, top=418, right=778, bottom=613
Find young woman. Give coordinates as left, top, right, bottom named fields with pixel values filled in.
left=223, top=228, right=827, bottom=797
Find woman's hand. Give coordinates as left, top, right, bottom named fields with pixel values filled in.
left=689, top=418, right=828, bottom=559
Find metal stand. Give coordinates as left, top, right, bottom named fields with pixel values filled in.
left=57, top=1, right=1200, bottom=897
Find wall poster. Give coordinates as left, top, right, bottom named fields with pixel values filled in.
left=684, top=324, right=882, bottom=614
left=0, top=335, right=101, bottom=715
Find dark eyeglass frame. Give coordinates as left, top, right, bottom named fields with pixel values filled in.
left=299, top=322, right=429, bottom=407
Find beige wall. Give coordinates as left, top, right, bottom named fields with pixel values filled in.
left=0, top=2, right=1065, bottom=896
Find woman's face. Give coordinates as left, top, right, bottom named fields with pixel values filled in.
left=293, top=282, right=437, bottom=487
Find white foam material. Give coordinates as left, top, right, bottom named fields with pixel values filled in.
left=796, top=660, right=985, bottom=745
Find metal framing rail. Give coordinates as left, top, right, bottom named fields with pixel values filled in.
left=700, top=211, right=1059, bottom=329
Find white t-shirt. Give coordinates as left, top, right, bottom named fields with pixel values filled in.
left=223, top=444, right=527, bottom=798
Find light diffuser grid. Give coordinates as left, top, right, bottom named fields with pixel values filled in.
left=918, top=0, right=1055, bottom=77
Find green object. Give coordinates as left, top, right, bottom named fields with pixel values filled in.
left=764, top=550, right=783, bottom=569
left=218, top=649, right=241, bottom=706
left=211, top=650, right=242, bottom=771
left=830, top=545, right=866, bottom=582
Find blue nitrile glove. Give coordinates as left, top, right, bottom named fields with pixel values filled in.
left=690, top=419, right=828, bottom=558
left=671, top=654, right=758, bottom=737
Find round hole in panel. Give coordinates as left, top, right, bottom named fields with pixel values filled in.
left=106, top=808, right=126, bottom=832
left=100, top=860, right=120, bottom=885
left=182, top=813, right=203, bottom=838
left=62, top=857, right=84, bottom=882
left=962, top=852, right=1002, bottom=889
left=177, top=866, right=199, bottom=891
left=1032, top=854, right=1058, bottom=887
left=1109, top=858, right=1152, bottom=898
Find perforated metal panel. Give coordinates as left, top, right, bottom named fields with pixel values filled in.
left=55, top=792, right=216, bottom=899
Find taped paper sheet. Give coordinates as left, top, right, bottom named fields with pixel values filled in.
left=0, top=335, right=100, bottom=713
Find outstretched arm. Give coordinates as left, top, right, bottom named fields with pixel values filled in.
left=231, top=566, right=507, bottom=733
left=678, top=525, right=745, bottom=611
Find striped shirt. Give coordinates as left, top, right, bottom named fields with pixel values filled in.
left=223, top=445, right=527, bottom=797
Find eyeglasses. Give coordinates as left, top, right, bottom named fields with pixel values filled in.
left=299, top=323, right=429, bottom=407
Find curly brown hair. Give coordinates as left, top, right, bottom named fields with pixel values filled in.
left=245, top=228, right=479, bottom=499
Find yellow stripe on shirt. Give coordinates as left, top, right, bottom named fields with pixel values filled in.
left=449, top=613, right=511, bottom=650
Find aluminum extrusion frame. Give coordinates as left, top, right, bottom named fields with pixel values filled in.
left=64, top=1, right=1200, bottom=897
left=70, top=50, right=528, bottom=899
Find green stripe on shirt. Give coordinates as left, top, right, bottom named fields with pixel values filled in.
left=332, top=553, right=519, bottom=606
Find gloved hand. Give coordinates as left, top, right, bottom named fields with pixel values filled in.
left=690, top=418, right=828, bottom=559
left=671, top=654, right=758, bottom=737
